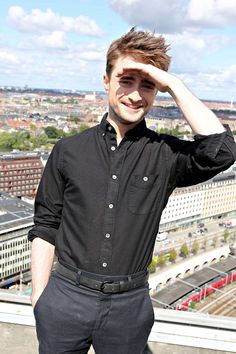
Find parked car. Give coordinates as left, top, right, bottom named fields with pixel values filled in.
left=162, top=238, right=171, bottom=246
left=156, top=232, right=168, bottom=241
left=218, top=222, right=225, bottom=227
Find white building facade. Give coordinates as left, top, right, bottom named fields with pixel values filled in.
left=160, top=166, right=236, bottom=231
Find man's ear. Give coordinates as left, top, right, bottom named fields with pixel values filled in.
left=103, top=74, right=110, bottom=92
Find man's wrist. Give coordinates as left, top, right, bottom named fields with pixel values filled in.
left=31, top=287, right=46, bottom=307
left=166, top=76, right=184, bottom=97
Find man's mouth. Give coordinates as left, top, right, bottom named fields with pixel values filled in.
left=122, top=103, right=143, bottom=111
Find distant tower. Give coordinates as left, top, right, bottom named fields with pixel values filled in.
left=230, top=96, right=234, bottom=109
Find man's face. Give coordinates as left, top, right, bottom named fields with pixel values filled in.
left=103, top=56, right=158, bottom=126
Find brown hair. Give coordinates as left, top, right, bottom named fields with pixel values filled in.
left=106, top=27, right=171, bottom=77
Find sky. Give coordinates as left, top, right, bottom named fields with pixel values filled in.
left=0, top=0, right=236, bottom=101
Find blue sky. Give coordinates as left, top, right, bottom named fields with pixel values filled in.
left=0, top=0, right=236, bottom=101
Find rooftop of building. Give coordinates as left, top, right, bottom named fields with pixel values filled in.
left=1, top=308, right=235, bottom=354
left=0, top=192, right=33, bottom=235
left=0, top=151, right=42, bottom=160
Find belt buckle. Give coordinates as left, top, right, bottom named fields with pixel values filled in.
left=100, top=280, right=116, bottom=293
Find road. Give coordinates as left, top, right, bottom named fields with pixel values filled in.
left=154, top=216, right=236, bottom=257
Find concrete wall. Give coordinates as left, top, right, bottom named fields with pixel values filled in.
left=149, top=245, right=230, bottom=294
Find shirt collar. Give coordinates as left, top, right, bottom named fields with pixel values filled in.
left=100, top=113, right=147, bottom=140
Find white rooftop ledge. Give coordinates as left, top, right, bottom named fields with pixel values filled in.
left=149, top=308, right=236, bottom=352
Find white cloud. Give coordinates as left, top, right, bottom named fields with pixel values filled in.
left=219, top=64, right=236, bottom=84
left=0, top=50, right=19, bottom=63
left=108, top=0, right=236, bottom=33
left=108, top=0, right=186, bottom=33
left=8, top=6, right=103, bottom=37
left=61, top=42, right=106, bottom=62
left=168, top=32, right=206, bottom=52
left=175, top=64, right=236, bottom=101
left=164, top=32, right=208, bottom=74
left=186, top=0, right=236, bottom=28
left=36, top=31, right=66, bottom=49
left=168, top=31, right=235, bottom=74
left=78, top=51, right=105, bottom=61
left=0, top=37, right=107, bottom=91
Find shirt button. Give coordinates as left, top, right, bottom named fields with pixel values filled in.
left=105, top=233, right=111, bottom=238
left=102, top=262, right=107, bottom=268
left=108, top=126, right=112, bottom=131
left=112, top=174, right=117, bottom=180
left=111, top=146, right=116, bottom=151
left=108, top=203, right=114, bottom=209
left=143, top=176, right=149, bottom=182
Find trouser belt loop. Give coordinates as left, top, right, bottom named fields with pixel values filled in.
left=76, top=269, right=82, bottom=285
left=128, top=275, right=132, bottom=290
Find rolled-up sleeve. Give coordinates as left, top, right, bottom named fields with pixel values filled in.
left=174, top=125, right=236, bottom=188
left=28, top=140, right=65, bottom=245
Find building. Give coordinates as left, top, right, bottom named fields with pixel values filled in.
left=0, top=192, right=33, bottom=284
left=0, top=153, right=44, bottom=198
left=160, top=164, right=236, bottom=231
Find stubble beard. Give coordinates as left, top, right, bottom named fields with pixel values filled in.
left=109, top=105, right=146, bottom=127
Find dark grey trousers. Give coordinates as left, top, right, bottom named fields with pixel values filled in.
left=34, top=271, right=154, bottom=354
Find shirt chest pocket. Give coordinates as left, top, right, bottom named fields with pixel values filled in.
left=128, top=174, right=160, bottom=215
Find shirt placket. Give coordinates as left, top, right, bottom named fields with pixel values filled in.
left=99, top=133, right=127, bottom=272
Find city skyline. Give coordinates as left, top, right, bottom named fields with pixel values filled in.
left=0, top=0, right=236, bottom=102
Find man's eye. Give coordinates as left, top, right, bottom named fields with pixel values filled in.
left=119, top=78, right=133, bottom=85
left=142, top=83, right=155, bottom=90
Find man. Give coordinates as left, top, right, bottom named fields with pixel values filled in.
left=28, top=28, right=236, bottom=354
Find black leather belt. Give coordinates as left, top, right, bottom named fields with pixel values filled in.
left=55, top=262, right=149, bottom=294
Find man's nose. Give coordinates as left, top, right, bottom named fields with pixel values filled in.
left=128, top=89, right=142, bottom=102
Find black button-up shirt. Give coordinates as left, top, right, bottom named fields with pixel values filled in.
left=28, top=115, right=236, bottom=275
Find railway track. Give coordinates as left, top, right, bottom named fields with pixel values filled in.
left=197, top=284, right=236, bottom=317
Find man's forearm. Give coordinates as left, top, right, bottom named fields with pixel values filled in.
left=31, top=237, right=55, bottom=307
left=167, top=78, right=225, bottom=135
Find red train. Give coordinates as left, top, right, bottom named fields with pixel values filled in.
left=176, top=272, right=236, bottom=311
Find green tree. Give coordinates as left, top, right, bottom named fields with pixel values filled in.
left=157, top=124, right=189, bottom=138
left=66, top=128, right=79, bottom=136
left=30, top=123, right=37, bottom=131
left=69, top=116, right=80, bottom=123
left=232, top=232, right=236, bottom=242
left=44, top=126, right=57, bottom=138
left=223, top=229, right=229, bottom=243
left=147, top=259, right=157, bottom=273
left=169, top=249, right=177, bottom=262
left=191, top=241, right=199, bottom=255
left=202, top=239, right=207, bottom=250
left=173, top=124, right=180, bottom=136
left=30, top=133, right=48, bottom=148
left=212, top=236, right=218, bottom=247
left=180, top=243, right=189, bottom=258
left=79, top=125, right=89, bottom=133
left=11, top=131, right=31, bottom=150
left=189, top=301, right=196, bottom=310
left=44, top=126, right=64, bottom=139
left=156, top=253, right=166, bottom=266
left=0, top=131, right=16, bottom=150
